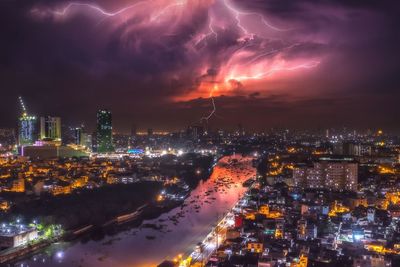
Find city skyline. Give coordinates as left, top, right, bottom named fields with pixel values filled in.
left=11, top=96, right=398, bottom=135
left=0, top=0, right=399, bottom=132
left=1, top=1, right=400, bottom=266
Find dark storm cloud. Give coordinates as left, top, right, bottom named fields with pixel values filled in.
left=0, top=0, right=399, bottom=132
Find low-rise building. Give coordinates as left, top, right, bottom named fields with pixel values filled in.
left=0, top=226, right=38, bottom=249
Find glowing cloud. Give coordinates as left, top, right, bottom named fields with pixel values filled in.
left=30, top=0, right=322, bottom=118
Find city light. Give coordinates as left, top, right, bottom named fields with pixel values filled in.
left=0, top=0, right=398, bottom=266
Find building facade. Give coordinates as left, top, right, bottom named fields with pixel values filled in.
left=96, top=109, right=114, bottom=153
left=293, top=157, right=358, bottom=191
left=0, top=227, right=38, bottom=249
left=40, top=116, right=61, bottom=141
left=18, top=114, right=37, bottom=146
left=333, top=142, right=361, bottom=156
left=0, top=128, right=16, bottom=148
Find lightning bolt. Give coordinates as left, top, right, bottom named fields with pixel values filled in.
left=35, top=0, right=187, bottom=23
left=31, top=0, right=322, bottom=124
left=208, top=18, right=218, bottom=41
left=223, top=0, right=290, bottom=35
left=201, top=97, right=217, bottom=122
left=243, top=43, right=301, bottom=66
left=150, top=1, right=186, bottom=22
left=193, top=16, right=218, bottom=47
left=198, top=61, right=320, bottom=123
left=200, top=85, right=218, bottom=123
left=226, top=61, right=320, bottom=82
left=48, top=1, right=147, bottom=17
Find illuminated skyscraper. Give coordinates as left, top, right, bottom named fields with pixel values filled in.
left=17, top=96, right=37, bottom=146
left=40, top=116, right=61, bottom=141
left=96, top=109, right=114, bottom=153
left=74, top=127, right=82, bottom=145
left=19, top=115, right=37, bottom=146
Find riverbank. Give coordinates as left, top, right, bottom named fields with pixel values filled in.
left=185, top=179, right=256, bottom=265
left=13, top=155, right=255, bottom=267
left=1, top=156, right=216, bottom=265
left=1, top=191, right=196, bottom=265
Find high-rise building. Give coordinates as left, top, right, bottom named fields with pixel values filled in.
left=40, top=116, right=61, bottom=141
left=96, top=109, right=114, bottom=153
left=18, top=114, right=37, bottom=146
left=85, top=134, right=93, bottom=150
left=74, top=127, right=90, bottom=148
left=293, top=157, right=358, bottom=192
left=74, top=127, right=82, bottom=146
left=0, top=128, right=16, bottom=148
left=18, top=97, right=37, bottom=146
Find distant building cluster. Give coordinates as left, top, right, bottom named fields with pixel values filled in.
left=14, top=97, right=118, bottom=158
left=0, top=97, right=399, bottom=266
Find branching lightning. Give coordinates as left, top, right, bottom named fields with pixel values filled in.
left=200, top=85, right=218, bottom=123
left=36, top=0, right=187, bottom=23
left=207, top=18, right=218, bottom=41
left=49, top=1, right=146, bottom=17
left=150, top=1, right=186, bottom=22
left=226, top=61, right=321, bottom=82
left=31, top=0, right=322, bottom=125
left=243, top=43, right=300, bottom=66
left=223, top=0, right=290, bottom=35
left=193, top=15, right=218, bottom=47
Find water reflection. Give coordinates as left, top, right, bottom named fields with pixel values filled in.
left=15, top=155, right=255, bottom=267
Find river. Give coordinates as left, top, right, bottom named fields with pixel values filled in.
left=13, top=155, right=255, bottom=267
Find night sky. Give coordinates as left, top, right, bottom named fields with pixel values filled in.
left=0, top=0, right=399, bottom=132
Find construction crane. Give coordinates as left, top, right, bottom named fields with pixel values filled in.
left=18, top=96, right=27, bottom=116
